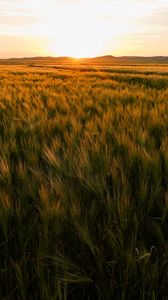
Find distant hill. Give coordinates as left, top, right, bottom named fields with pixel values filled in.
left=0, top=56, right=75, bottom=65
left=1, top=55, right=168, bottom=65
left=86, top=55, right=168, bottom=64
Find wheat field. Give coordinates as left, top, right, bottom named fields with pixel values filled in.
left=0, top=64, right=168, bottom=299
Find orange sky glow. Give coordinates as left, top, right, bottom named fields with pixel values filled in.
left=0, top=0, right=168, bottom=58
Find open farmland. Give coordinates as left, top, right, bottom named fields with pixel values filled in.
left=0, top=63, right=168, bottom=299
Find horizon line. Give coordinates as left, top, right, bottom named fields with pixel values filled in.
left=0, top=54, right=168, bottom=60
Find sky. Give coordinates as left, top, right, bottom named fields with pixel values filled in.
left=0, top=0, right=168, bottom=58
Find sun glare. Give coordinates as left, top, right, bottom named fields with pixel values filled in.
left=47, top=15, right=108, bottom=58
left=1, top=0, right=168, bottom=58
left=50, top=40, right=105, bottom=59
left=43, top=1, right=154, bottom=58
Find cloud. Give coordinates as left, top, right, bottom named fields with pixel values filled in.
left=0, top=0, right=168, bottom=57
left=0, top=16, right=42, bottom=26
left=142, top=7, right=168, bottom=27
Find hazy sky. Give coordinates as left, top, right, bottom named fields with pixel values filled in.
left=0, top=0, right=168, bottom=58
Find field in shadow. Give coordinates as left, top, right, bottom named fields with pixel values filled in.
left=0, top=64, right=168, bottom=299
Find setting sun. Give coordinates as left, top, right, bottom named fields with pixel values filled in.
left=48, top=17, right=108, bottom=58
left=44, top=1, right=151, bottom=58
left=0, top=0, right=168, bottom=58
